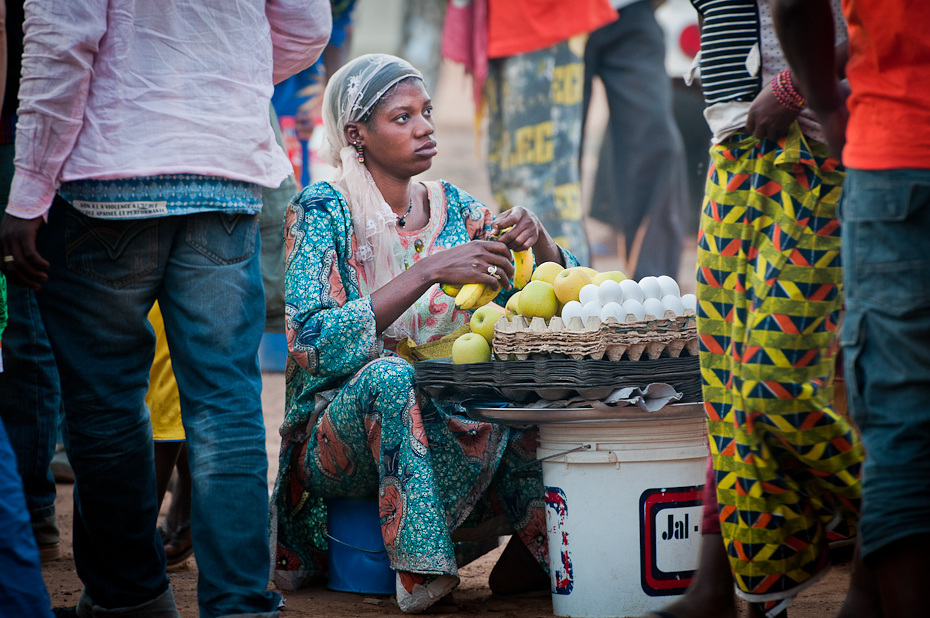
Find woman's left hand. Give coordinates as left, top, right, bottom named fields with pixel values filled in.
left=489, top=207, right=541, bottom=252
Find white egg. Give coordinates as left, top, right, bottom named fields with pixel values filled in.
left=642, top=297, right=666, bottom=319
left=597, top=279, right=624, bottom=305
left=579, top=283, right=600, bottom=306
left=661, top=294, right=685, bottom=316
left=657, top=275, right=681, bottom=298
left=560, top=300, right=584, bottom=322
left=638, top=276, right=662, bottom=300
left=681, top=293, right=697, bottom=312
left=619, top=279, right=644, bottom=304
left=621, top=298, right=646, bottom=322
left=581, top=301, right=603, bottom=325
left=599, top=301, right=623, bottom=323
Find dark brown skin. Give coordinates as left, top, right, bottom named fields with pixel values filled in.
left=771, top=0, right=849, bottom=160
left=0, top=214, right=47, bottom=290
left=745, top=81, right=802, bottom=142
left=344, top=78, right=564, bottom=335
left=0, top=1, right=49, bottom=291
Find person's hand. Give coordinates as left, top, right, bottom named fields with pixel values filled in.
left=815, top=105, right=848, bottom=161
left=812, top=81, right=850, bottom=160
left=489, top=206, right=541, bottom=252
left=428, top=239, right=515, bottom=290
left=0, top=213, right=49, bottom=290
left=746, top=81, right=801, bottom=142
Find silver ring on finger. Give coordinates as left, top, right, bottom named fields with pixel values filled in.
left=487, top=265, right=500, bottom=279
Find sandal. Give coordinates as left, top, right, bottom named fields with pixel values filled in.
left=158, top=520, right=194, bottom=567
left=395, top=572, right=458, bottom=614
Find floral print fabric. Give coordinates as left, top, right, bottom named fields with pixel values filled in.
left=271, top=180, right=573, bottom=591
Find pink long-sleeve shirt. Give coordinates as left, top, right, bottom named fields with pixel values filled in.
left=7, top=0, right=332, bottom=220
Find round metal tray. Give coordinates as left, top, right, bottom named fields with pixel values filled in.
left=465, top=401, right=705, bottom=425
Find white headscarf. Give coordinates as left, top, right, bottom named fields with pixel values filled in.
left=322, top=54, right=425, bottom=340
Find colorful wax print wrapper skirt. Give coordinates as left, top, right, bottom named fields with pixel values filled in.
left=696, top=127, right=863, bottom=609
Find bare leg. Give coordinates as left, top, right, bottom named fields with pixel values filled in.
left=869, top=534, right=930, bottom=618
left=153, top=441, right=182, bottom=511
left=162, top=444, right=193, bottom=565
left=644, top=533, right=740, bottom=618
left=836, top=546, right=882, bottom=618
left=488, top=535, right=550, bottom=596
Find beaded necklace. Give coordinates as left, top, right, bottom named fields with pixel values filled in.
left=396, top=201, right=414, bottom=227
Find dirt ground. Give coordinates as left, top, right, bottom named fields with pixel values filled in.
left=39, top=63, right=854, bottom=616
left=39, top=374, right=856, bottom=617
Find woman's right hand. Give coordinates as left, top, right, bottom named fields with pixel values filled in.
left=427, top=240, right=515, bottom=290
left=745, top=81, right=801, bottom=142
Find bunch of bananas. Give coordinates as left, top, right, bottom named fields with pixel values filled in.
left=441, top=248, right=534, bottom=310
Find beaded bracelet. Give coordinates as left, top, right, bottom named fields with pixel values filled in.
left=771, top=69, right=806, bottom=112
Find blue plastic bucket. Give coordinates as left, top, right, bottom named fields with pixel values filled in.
left=258, top=333, right=288, bottom=372
left=325, top=498, right=395, bottom=595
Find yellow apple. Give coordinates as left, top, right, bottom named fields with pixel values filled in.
left=576, top=266, right=599, bottom=278
left=553, top=268, right=594, bottom=304
left=451, top=332, right=492, bottom=364
left=470, top=303, right=506, bottom=344
left=518, top=280, right=559, bottom=320
left=505, top=291, right=522, bottom=320
left=530, top=261, right=565, bottom=285
left=592, top=270, right=628, bottom=286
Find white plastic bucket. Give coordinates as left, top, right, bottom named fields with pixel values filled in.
left=539, top=404, right=708, bottom=617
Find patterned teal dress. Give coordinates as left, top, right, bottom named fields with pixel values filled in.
left=270, top=180, right=577, bottom=591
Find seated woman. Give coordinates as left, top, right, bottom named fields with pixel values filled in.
left=269, top=54, right=577, bottom=613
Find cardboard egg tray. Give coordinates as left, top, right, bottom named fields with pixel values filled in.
left=491, top=309, right=698, bottom=361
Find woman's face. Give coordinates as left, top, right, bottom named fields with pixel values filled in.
left=355, top=79, right=437, bottom=179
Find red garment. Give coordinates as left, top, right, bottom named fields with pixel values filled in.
left=441, top=0, right=489, bottom=110
left=843, top=0, right=930, bottom=169
left=487, top=0, right=616, bottom=59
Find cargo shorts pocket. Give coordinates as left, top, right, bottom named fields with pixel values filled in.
left=842, top=178, right=930, bottom=313
left=64, top=209, right=158, bottom=289
left=839, top=309, right=867, bottom=430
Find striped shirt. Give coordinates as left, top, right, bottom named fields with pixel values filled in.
left=691, top=0, right=761, bottom=105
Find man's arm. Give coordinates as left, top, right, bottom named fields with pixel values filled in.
left=0, top=0, right=107, bottom=289
left=266, top=0, right=332, bottom=85
left=771, top=0, right=848, bottom=157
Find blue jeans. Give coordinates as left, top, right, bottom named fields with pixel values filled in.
left=840, top=167, right=930, bottom=560
left=35, top=197, right=280, bottom=617
left=0, top=417, right=53, bottom=617
left=0, top=142, right=60, bottom=526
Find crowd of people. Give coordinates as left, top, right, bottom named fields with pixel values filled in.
left=0, top=1, right=927, bottom=618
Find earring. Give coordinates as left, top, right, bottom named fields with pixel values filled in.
left=354, top=142, right=365, bottom=164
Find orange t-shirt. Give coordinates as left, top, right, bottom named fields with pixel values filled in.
left=843, top=0, right=930, bottom=169
left=487, top=0, right=617, bottom=59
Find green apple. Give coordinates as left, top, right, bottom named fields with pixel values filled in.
left=530, top=261, right=564, bottom=285
left=518, top=280, right=559, bottom=320
left=553, top=268, right=593, bottom=304
left=451, top=332, right=492, bottom=364
left=505, top=292, right=522, bottom=320
left=470, top=303, right=506, bottom=343
left=592, top=270, right=628, bottom=286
